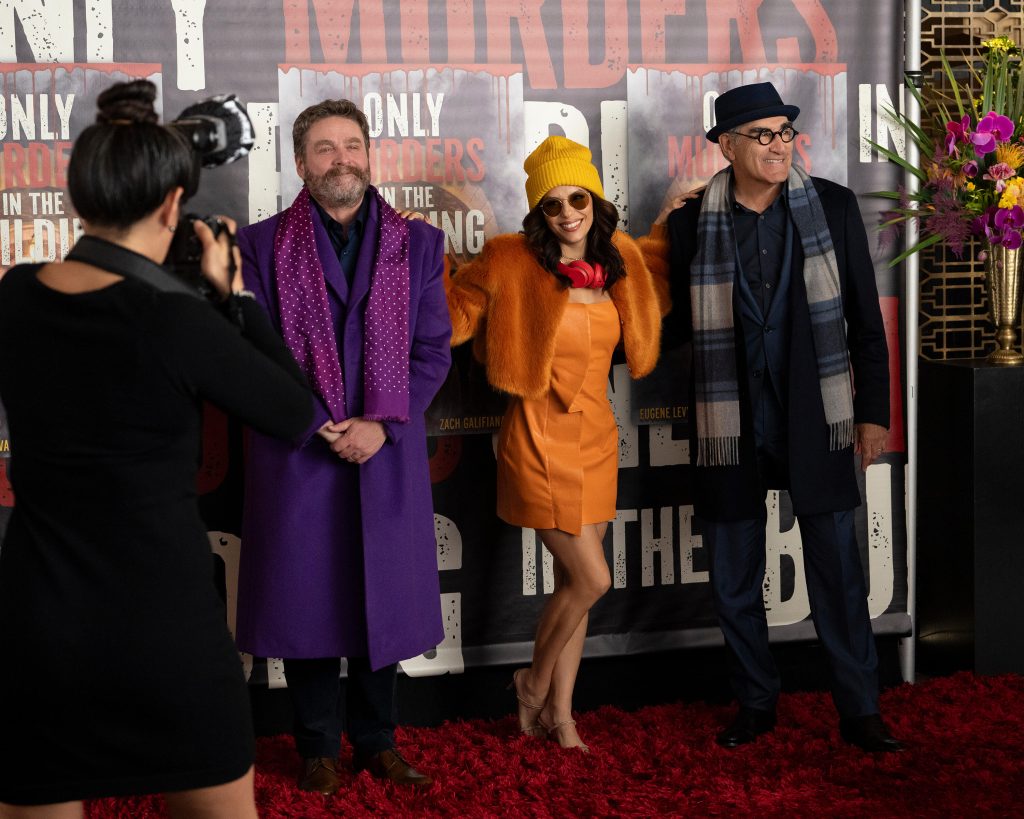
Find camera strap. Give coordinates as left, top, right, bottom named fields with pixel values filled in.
left=65, top=235, right=204, bottom=300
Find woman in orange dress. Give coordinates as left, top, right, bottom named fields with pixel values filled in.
left=445, top=136, right=675, bottom=750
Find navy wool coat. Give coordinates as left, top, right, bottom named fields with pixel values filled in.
left=665, top=176, right=890, bottom=522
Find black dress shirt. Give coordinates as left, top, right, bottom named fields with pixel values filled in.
left=732, top=191, right=788, bottom=316
left=312, top=195, right=370, bottom=285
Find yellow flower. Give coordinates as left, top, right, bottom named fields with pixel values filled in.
left=995, top=142, right=1024, bottom=169
left=967, top=182, right=976, bottom=191
left=999, top=179, right=1023, bottom=208
left=983, top=36, right=1016, bottom=53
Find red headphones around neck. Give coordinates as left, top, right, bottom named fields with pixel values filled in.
left=556, top=259, right=606, bottom=289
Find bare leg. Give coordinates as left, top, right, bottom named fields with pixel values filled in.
left=540, top=522, right=607, bottom=749
left=514, top=523, right=610, bottom=744
left=540, top=610, right=589, bottom=748
left=164, top=766, right=258, bottom=819
left=0, top=802, right=83, bottom=819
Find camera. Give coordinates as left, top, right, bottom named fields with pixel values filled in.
left=165, top=213, right=231, bottom=299
left=163, top=94, right=255, bottom=295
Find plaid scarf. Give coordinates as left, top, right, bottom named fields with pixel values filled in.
left=691, top=165, right=854, bottom=466
left=273, top=185, right=411, bottom=423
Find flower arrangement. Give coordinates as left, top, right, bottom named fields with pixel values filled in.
left=876, top=36, right=1024, bottom=264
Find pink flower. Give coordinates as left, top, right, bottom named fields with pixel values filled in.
left=983, top=162, right=1016, bottom=191
left=984, top=162, right=1015, bottom=181
left=945, top=115, right=971, bottom=155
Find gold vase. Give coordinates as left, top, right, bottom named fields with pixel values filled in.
left=984, top=243, right=1024, bottom=366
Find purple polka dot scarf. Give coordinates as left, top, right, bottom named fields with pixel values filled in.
left=273, top=186, right=411, bottom=423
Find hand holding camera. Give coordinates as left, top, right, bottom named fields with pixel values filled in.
left=191, top=215, right=243, bottom=301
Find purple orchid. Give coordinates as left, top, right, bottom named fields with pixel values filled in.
left=972, top=111, right=1017, bottom=155
left=945, top=115, right=972, bottom=155
left=963, top=159, right=979, bottom=177
left=980, top=111, right=1016, bottom=141
left=1000, top=229, right=1023, bottom=249
left=972, top=131, right=997, bottom=155
left=994, top=204, right=1024, bottom=230
left=985, top=205, right=1024, bottom=248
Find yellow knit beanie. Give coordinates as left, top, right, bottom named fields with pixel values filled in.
left=523, top=135, right=605, bottom=210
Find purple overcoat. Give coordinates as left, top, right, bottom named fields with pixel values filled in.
left=235, top=189, right=452, bottom=670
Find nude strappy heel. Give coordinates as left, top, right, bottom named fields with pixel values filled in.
left=507, top=668, right=545, bottom=737
left=540, top=717, right=590, bottom=752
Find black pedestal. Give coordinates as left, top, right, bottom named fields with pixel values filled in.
left=917, top=359, right=1024, bottom=675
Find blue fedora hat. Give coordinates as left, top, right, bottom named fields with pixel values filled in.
left=705, top=82, right=800, bottom=143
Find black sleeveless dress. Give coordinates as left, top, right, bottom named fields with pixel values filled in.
left=0, top=264, right=311, bottom=805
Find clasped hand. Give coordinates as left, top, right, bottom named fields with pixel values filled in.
left=317, top=417, right=387, bottom=464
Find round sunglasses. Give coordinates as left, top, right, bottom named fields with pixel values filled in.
left=540, top=190, right=591, bottom=217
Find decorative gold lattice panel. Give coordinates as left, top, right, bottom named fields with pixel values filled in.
left=919, top=1, right=1024, bottom=359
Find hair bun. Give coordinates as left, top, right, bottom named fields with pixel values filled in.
left=96, top=80, right=159, bottom=125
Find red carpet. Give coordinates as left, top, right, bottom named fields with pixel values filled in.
left=84, top=672, right=1023, bottom=817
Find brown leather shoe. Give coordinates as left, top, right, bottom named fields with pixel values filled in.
left=355, top=748, right=433, bottom=788
left=297, top=756, right=341, bottom=795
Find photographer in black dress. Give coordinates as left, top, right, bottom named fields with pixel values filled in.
left=0, top=81, right=311, bottom=817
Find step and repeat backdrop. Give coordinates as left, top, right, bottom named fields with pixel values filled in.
left=0, top=0, right=910, bottom=682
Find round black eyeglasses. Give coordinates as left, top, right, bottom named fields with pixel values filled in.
left=728, top=125, right=799, bottom=145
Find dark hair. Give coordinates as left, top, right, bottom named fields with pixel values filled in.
left=521, top=190, right=626, bottom=290
left=67, top=80, right=196, bottom=231
left=293, top=99, right=370, bottom=158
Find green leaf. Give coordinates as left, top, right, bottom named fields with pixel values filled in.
left=942, top=54, right=967, bottom=118
left=887, top=231, right=945, bottom=267
left=879, top=216, right=911, bottom=228
left=982, top=54, right=994, bottom=113
left=867, top=139, right=929, bottom=180
left=876, top=104, right=933, bottom=156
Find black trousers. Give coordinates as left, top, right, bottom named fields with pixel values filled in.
left=699, top=411, right=880, bottom=718
left=282, top=657, right=397, bottom=760
left=701, top=508, right=880, bottom=717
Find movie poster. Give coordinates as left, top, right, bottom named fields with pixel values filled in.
left=625, top=65, right=848, bottom=427
left=0, top=64, right=163, bottom=271
left=277, top=63, right=526, bottom=435
left=0, top=1, right=910, bottom=680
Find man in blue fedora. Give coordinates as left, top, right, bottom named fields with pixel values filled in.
left=666, top=81, right=902, bottom=752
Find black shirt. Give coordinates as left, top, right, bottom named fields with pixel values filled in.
left=732, top=190, right=788, bottom=315
left=312, top=195, right=370, bottom=284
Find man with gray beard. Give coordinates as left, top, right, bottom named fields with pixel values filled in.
left=234, top=100, right=452, bottom=793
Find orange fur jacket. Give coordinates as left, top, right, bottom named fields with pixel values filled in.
left=444, top=226, right=670, bottom=400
